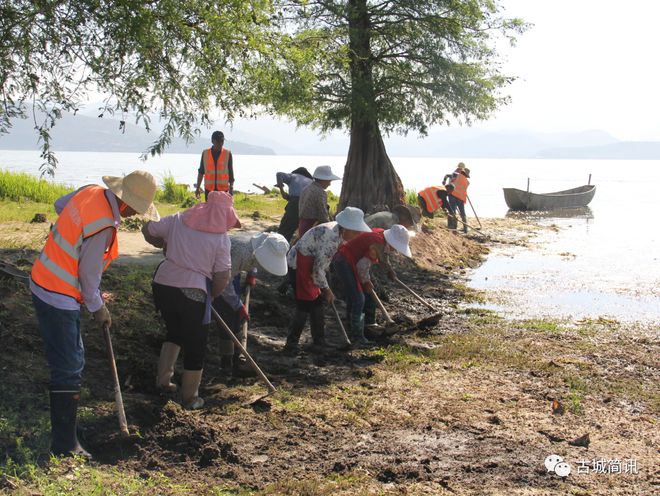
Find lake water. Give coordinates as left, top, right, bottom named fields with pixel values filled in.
left=1, top=149, right=659, bottom=324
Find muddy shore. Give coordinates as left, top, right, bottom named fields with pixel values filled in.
left=0, top=216, right=658, bottom=495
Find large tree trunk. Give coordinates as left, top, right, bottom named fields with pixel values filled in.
left=339, top=0, right=404, bottom=212
left=339, top=122, right=404, bottom=212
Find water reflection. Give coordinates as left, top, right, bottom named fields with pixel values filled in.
left=505, top=206, right=594, bottom=220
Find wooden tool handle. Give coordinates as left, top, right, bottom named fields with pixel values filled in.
left=103, top=324, right=129, bottom=437
left=331, top=301, right=351, bottom=346
left=395, top=278, right=436, bottom=311
left=211, top=307, right=277, bottom=394
left=369, top=289, right=394, bottom=323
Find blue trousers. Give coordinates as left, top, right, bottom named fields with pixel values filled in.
left=32, top=294, right=84, bottom=389
left=332, top=255, right=375, bottom=318
left=447, top=194, right=466, bottom=217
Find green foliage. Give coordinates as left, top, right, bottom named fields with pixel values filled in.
left=155, top=172, right=196, bottom=206
left=263, top=1, right=528, bottom=134
left=0, top=169, right=73, bottom=202
left=405, top=188, right=419, bottom=205
left=1, top=0, right=277, bottom=175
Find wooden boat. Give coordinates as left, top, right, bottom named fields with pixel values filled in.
left=503, top=184, right=596, bottom=211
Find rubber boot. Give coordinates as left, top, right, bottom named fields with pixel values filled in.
left=461, top=215, right=468, bottom=233
left=283, top=309, right=308, bottom=354
left=181, top=370, right=204, bottom=410
left=349, top=313, right=371, bottom=346
left=49, top=389, right=92, bottom=459
left=309, top=304, right=328, bottom=353
left=220, top=355, right=234, bottom=378
left=448, top=216, right=457, bottom=230
left=156, top=342, right=180, bottom=393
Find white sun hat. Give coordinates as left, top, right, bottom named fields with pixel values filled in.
left=251, top=232, right=290, bottom=276
left=384, top=224, right=412, bottom=258
left=312, top=165, right=341, bottom=181
left=103, top=170, right=159, bottom=221
left=335, top=206, right=371, bottom=232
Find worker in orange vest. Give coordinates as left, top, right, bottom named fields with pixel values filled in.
left=30, top=171, right=158, bottom=459
left=417, top=186, right=449, bottom=218
left=443, top=162, right=471, bottom=232
left=195, top=131, right=234, bottom=200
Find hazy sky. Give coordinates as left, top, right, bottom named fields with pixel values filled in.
left=490, top=0, right=660, bottom=140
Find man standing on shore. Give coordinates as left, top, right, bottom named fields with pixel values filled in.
left=30, top=171, right=159, bottom=458
left=195, top=131, right=234, bottom=200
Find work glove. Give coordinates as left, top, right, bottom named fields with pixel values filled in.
left=386, top=268, right=397, bottom=282
left=238, top=304, right=250, bottom=322
left=93, top=304, right=112, bottom=329
left=246, top=268, right=258, bottom=288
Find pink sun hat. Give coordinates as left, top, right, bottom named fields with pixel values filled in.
left=182, top=191, right=241, bottom=233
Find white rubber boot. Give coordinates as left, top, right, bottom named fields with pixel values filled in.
left=156, top=342, right=180, bottom=393
left=181, top=369, right=204, bottom=410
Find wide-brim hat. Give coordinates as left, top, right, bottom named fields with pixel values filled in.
left=251, top=232, right=289, bottom=276
left=312, top=165, right=341, bottom=181
left=335, top=206, right=371, bottom=232
left=181, top=191, right=240, bottom=233
left=103, top=170, right=159, bottom=221
left=384, top=224, right=412, bottom=258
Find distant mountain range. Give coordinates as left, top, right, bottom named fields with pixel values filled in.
left=1, top=111, right=659, bottom=159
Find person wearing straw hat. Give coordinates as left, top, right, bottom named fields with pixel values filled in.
left=214, top=232, right=289, bottom=376
left=30, top=170, right=159, bottom=459
left=333, top=225, right=412, bottom=345
left=142, top=191, right=239, bottom=409
left=283, top=207, right=371, bottom=354
left=297, top=165, right=341, bottom=238
left=443, top=162, right=471, bottom=233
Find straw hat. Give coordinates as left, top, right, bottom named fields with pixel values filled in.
left=384, top=224, right=412, bottom=258
left=181, top=191, right=240, bottom=233
left=251, top=232, right=290, bottom=276
left=312, top=165, right=341, bottom=181
left=336, top=206, right=371, bottom=232
left=103, top=170, right=159, bottom=220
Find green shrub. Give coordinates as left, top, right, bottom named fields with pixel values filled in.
left=405, top=188, right=419, bottom=205
left=156, top=172, right=194, bottom=205
left=0, top=170, right=73, bottom=203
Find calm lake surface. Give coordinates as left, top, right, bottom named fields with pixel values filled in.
left=1, top=149, right=659, bottom=324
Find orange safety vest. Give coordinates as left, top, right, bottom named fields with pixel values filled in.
left=202, top=147, right=230, bottom=192
left=418, top=186, right=445, bottom=214
left=31, top=186, right=118, bottom=303
left=449, top=173, right=469, bottom=202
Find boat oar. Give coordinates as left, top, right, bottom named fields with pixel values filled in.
left=102, top=324, right=130, bottom=437
left=394, top=277, right=436, bottom=311
left=330, top=301, right=352, bottom=348
left=466, top=195, right=483, bottom=230
left=211, top=306, right=276, bottom=395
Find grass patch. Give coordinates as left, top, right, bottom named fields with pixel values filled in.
left=372, top=344, right=432, bottom=370
left=0, top=170, right=74, bottom=203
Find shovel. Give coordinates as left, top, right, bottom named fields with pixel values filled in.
left=211, top=307, right=276, bottom=396
left=394, top=277, right=436, bottom=311
left=102, top=324, right=130, bottom=437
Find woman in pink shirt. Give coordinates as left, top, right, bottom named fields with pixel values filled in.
left=142, top=191, right=239, bottom=409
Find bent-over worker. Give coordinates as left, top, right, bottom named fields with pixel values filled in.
left=297, top=165, right=341, bottom=238
left=417, top=186, right=449, bottom=218
left=443, top=162, right=470, bottom=232
left=214, top=232, right=289, bottom=376
left=283, top=207, right=371, bottom=354
left=143, top=191, right=239, bottom=409
left=31, top=170, right=159, bottom=458
left=275, top=167, right=313, bottom=242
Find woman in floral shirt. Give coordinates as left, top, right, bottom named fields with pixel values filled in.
left=283, top=207, right=371, bottom=354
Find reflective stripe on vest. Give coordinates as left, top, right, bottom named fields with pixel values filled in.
left=31, top=186, right=118, bottom=302
left=203, top=148, right=230, bottom=191
left=418, top=186, right=445, bottom=214
left=449, top=174, right=469, bottom=202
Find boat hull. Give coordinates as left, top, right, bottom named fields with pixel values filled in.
left=503, top=185, right=596, bottom=211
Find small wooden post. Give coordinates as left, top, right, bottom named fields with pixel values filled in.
left=588, top=174, right=592, bottom=185
left=526, top=178, right=530, bottom=193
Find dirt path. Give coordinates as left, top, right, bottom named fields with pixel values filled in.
left=1, top=218, right=657, bottom=495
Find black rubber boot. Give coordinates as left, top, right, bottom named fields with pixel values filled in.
left=220, top=355, right=234, bottom=378
left=309, top=304, right=329, bottom=353
left=284, top=309, right=308, bottom=354
left=349, top=313, right=371, bottom=346
left=461, top=215, right=468, bottom=233
left=50, top=389, right=92, bottom=459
